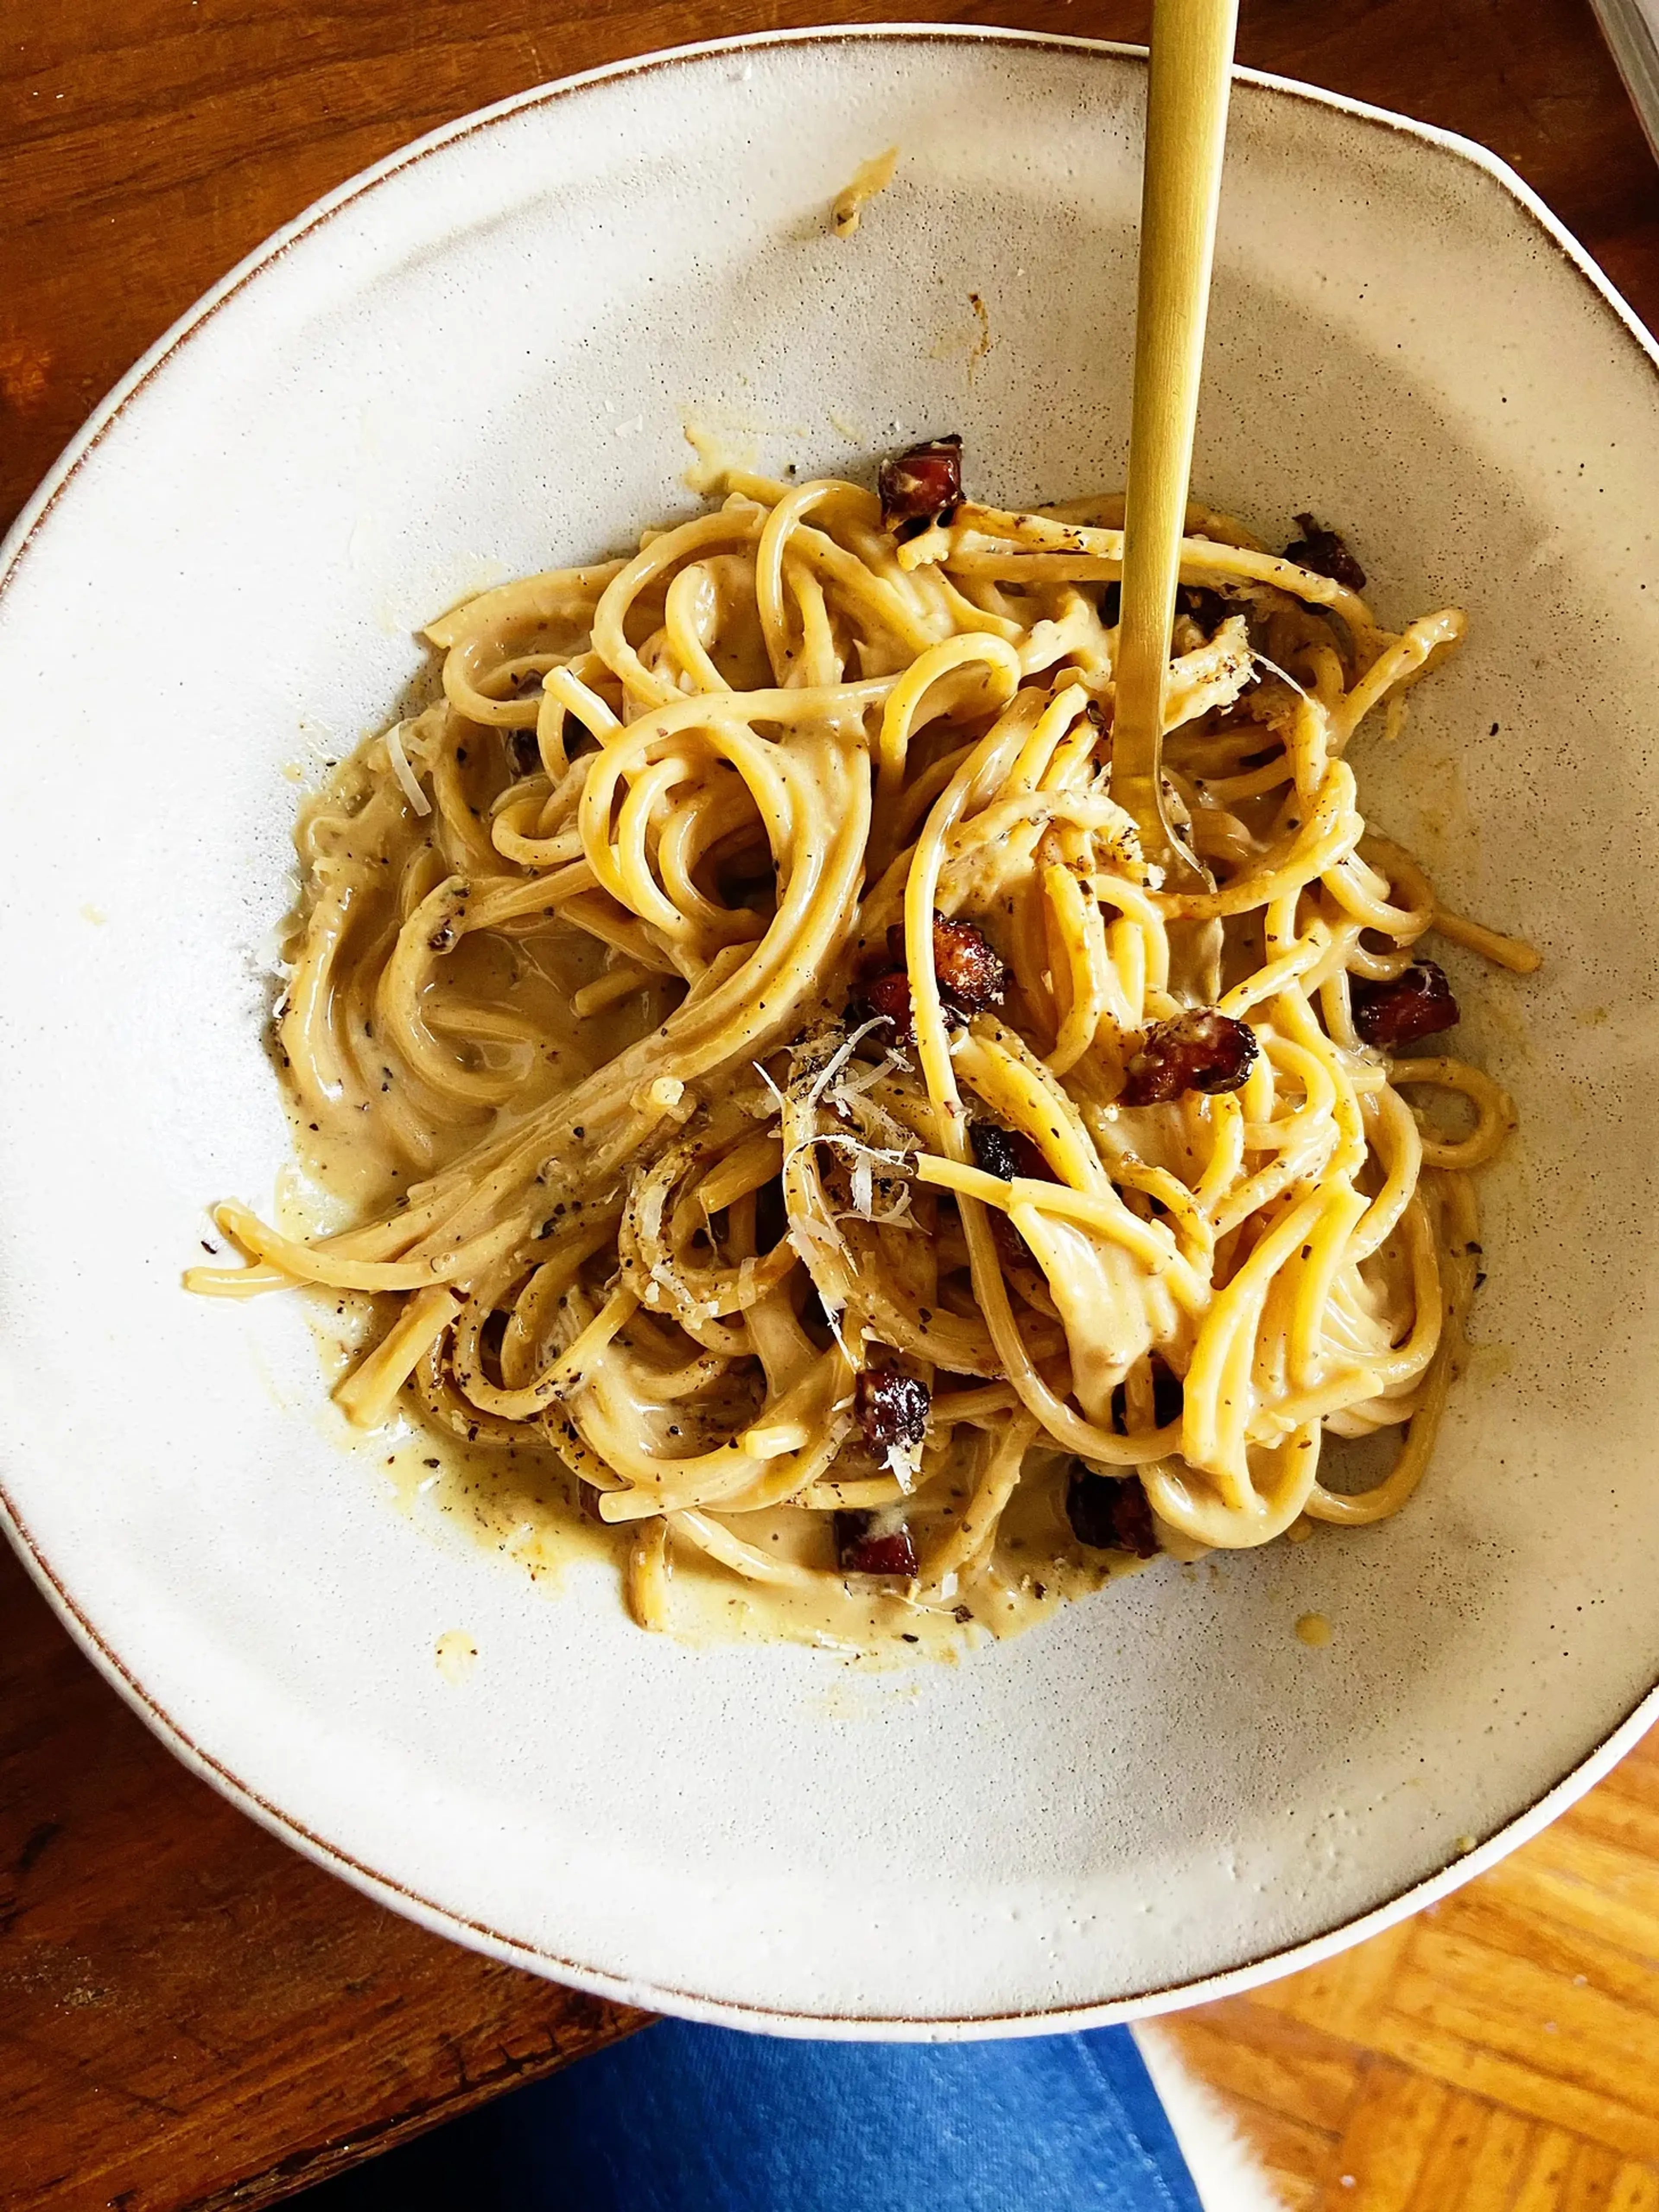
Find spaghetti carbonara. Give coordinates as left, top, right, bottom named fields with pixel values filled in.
left=190, top=445, right=1533, bottom=1648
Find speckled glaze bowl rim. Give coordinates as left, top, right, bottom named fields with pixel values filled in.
left=3, top=23, right=1656, bottom=2037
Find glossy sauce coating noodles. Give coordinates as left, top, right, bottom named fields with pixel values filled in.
left=190, top=458, right=1534, bottom=1648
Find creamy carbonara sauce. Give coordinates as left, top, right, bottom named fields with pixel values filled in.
left=193, top=452, right=1534, bottom=1656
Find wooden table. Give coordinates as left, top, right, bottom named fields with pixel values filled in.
left=3, top=3, right=1656, bottom=2208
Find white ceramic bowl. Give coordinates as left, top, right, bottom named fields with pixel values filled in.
left=3, top=26, right=1658, bottom=2035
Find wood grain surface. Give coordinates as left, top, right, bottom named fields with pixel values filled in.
left=1153, top=1723, right=1659, bottom=2207
left=0, top=1543, right=648, bottom=2212
left=2, top=3, right=1656, bottom=2209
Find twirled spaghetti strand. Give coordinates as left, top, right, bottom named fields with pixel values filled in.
left=189, top=463, right=1529, bottom=1643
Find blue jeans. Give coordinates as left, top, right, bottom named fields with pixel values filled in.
left=303, top=2019, right=1202, bottom=2211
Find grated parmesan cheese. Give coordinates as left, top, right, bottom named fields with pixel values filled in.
left=385, top=722, right=432, bottom=816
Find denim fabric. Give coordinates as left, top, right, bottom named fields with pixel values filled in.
left=302, top=2018, right=1203, bottom=2212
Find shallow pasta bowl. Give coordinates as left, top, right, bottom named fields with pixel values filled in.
left=2, top=26, right=1658, bottom=2033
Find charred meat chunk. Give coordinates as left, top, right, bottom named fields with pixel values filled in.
left=854, top=1363, right=931, bottom=1453
left=1120, top=1009, right=1259, bottom=1106
left=969, top=1119, right=1052, bottom=1184
left=969, top=1119, right=1020, bottom=1181
left=835, top=1509, right=919, bottom=1578
left=858, top=914, right=1007, bottom=1041
left=857, top=965, right=914, bottom=1042
left=1283, top=512, right=1367, bottom=592
left=969, top=1118, right=1055, bottom=1273
left=927, top=915, right=1008, bottom=1013
left=1351, top=960, right=1460, bottom=1049
left=1066, top=1467, right=1160, bottom=1558
left=878, top=435, right=964, bottom=542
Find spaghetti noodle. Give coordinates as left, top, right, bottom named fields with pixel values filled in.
left=190, top=453, right=1532, bottom=1646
